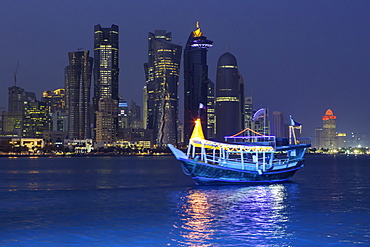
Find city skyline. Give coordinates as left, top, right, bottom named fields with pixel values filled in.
left=1, top=1, right=370, bottom=142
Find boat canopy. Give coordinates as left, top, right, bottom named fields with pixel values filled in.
left=189, top=119, right=274, bottom=153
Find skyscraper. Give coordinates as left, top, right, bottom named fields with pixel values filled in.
left=215, top=52, right=243, bottom=141
left=322, top=109, right=337, bottom=148
left=144, top=30, right=182, bottom=147
left=65, top=50, right=93, bottom=139
left=206, top=79, right=215, bottom=139
left=8, top=86, right=26, bottom=114
left=6, top=86, right=26, bottom=133
left=22, top=100, right=48, bottom=138
left=93, top=24, right=119, bottom=144
left=183, top=22, right=213, bottom=142
left=244, top=96, right=253, bottom=130
left=271, top=111, right=285, bottom=137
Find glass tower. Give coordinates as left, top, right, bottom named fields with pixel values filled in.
left=93, top=24, right=119, bottom=144
left=144, top=30, right=182, bottom=147
left=183, top=22, right=213, bottom=142
left=215, top=52, right=243, bottom=141
left=65, top=50, right=93, bottom=139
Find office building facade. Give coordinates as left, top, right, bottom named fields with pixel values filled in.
left=65, top=50, right=93, bottom=139
left=93, top=24, right=119, bottom=144
left=144, top=30, right=182, bottom=147
left=321, top=109, right=337, bottom=149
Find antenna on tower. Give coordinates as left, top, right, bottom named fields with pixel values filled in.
left=77, top=48, right=85, bottom=51
left=14, top=61, right=19, bottom=87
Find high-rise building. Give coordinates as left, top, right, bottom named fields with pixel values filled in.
left=65, top=50, right=93, bottom=140
left=8, top=86, right=26, bottom=114
left=183, top=22, right=213, bottom=142
left=93, top=24, right=119, bottom=144
left=6, top=86, right=26, bottom=133
left=206, top=79, right=215, bottom=139
left=322, top=109, right=337, bottom=149
left=144, top=30, right=182, bottom=147
left=252, top=108, right=270, bottom=135
left=95, top=98, right=118, bottom=144
left=22, top=100, right=48, bottom=138
left=215, top=52, right=243, bottom=141
left=129, top=101, right=142, bottom=129
left=244, top=96, right=253, bottom=130
left=238, top=72, right=245, bottom=130
left=271, top=111, right=285, bottom=137
left=41, top=89, right=65, bottom=114
left=142, top=86, right=148, bottom=129
left=118, top=97, right=129, bottom=129
left=93, top=24, right=119, bottom=108
left=314, top=127, right=323, bottom=149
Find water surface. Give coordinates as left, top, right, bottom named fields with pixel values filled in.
left=0, top=155, right=369, bottom=246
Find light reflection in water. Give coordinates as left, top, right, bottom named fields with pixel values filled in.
left=172, top=184, right=297, bottom=246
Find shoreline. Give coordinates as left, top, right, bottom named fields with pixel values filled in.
left=0, top=153, right=173, bottom=158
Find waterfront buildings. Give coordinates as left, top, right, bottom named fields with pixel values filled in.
left=93, top=24, right=119, bottom=145
left=144, top=30, right=182, bottom=147
left=215, top=52, right=243, bottom=141
left=316, top=109, right=337, bottom=149
left=22, top=100, right=48, bottom=138
left=41, top=88, right=66, bottom=115
left=183, top=22, right=213, bottom=142
left=65, top=50, right=93, bottom=140
left=5, top=86, right=26, bottom=133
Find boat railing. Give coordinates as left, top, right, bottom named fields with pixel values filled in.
left=292, top=137, right=311, bottom=145
left=224, top=135, right=276, bottom=149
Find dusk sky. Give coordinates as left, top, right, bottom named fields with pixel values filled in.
left=1, top=0, right=370, bottom=141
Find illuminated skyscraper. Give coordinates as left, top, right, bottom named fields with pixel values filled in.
left=65, top=50, right=93, bottom=139
left=144, top=30, right=182, bottom=147
left=93, top=24, right=119, bottom=144
left=215, top=52, right=243, bottom=141
left=321, top=109, right=337, bottom=148
left=93, top=24, right=119, bottom=107
left=183, top=22, right=213, bottom=142
left=244, top=96, right=253, bottom=130
left=41, top=88, right=65, bottom=114
left=206, top=79, right=215, bottom=139
left=23, top=100, right=48, bottom=138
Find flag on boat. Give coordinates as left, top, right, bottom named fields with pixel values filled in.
left=199, top=103, right=206, bottom=110
left=290, top=115, right=302, bottom=126
left=252, top=108, right=267, bottom=121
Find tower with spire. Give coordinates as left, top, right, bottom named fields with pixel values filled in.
left=183, top=22, right=213, bottom=143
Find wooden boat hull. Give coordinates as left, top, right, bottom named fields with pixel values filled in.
left=178, top=157, right=304, bottom=185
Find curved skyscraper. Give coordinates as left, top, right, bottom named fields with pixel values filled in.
left=65, top=51, right=93, bottom=139
left=215, top=52, right=243, bottom=141
left=183, top=22, right=213, bottom=142
left=144, top=30, right=182, bottom=147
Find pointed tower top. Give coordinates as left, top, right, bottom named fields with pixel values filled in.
left=193, top=21, right=203, bottom=37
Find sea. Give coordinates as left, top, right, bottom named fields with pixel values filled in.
left=0, top=154, right=369, bottom=246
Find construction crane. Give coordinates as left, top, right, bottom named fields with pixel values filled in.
left=14, top=61, right=19, bottom=86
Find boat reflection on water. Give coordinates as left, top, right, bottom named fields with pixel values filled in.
left=171, top=184, right=298, bottom=246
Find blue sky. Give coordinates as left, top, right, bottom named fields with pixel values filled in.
left=1, top=0, right=370, bottom=140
